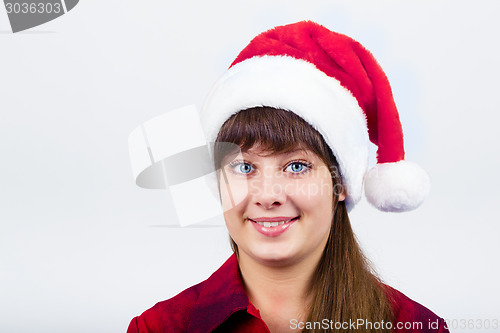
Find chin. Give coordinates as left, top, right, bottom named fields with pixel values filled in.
left=250, top=245, right=298, bottom=265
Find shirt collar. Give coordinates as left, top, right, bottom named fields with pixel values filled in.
left=187, top=254, right=253, bottom=332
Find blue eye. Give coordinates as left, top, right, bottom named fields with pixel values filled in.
left=238, top=163, right=253, bottom=174
left=227, top=160, right=311, bottom=176
left=228, top=161, right=253, bottom=175
left=285, top=162, right=310, bottom=173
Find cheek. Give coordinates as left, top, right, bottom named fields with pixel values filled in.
left=291, top=177, right=334, bottom=231
left=220, top=180, right=247, bottom=236
left=219, top=174, right=249, bottom=212
left=290, top=177, right=333, bottom=207
left=223, top=208, right=246, bottom=247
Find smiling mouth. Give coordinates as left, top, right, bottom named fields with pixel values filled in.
left=249, top=216, right=299, bottom=228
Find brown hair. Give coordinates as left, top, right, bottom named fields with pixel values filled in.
left=214, top=107, right=394, bottom=333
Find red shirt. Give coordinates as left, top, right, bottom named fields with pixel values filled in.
left=127, top=255, right=449, bottom=333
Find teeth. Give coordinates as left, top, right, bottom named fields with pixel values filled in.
left=255, top=218, right=295, bottom=227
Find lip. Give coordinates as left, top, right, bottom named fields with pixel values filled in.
left=248, top=216, right=299, bottom=237
left=250, top=216, right=298, bottom=222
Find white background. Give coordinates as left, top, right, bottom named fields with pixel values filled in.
left=1, top=1, right=499, bottom=332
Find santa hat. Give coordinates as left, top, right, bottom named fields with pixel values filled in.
left=200, top=21, right=430, bottom=212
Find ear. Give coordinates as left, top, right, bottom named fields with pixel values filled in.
left=334, top=183, right=346, bottom=202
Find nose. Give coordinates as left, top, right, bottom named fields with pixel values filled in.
left=250, top=168, right=287, bottom=209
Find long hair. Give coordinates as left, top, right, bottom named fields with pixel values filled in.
left=214, top=107, right=394, bottom=333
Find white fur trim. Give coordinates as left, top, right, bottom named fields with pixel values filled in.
left=201, top=56, right=369, bottom=209
left=364, top=161, right=430, bottom=212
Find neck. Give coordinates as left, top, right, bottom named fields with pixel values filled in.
left=238, top=251, right=321, bottom=327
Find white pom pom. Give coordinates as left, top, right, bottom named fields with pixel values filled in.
left=364, top=161, right=430, bottom=212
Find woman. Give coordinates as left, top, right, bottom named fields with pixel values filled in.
left=128, top=21, right=449, bottom=332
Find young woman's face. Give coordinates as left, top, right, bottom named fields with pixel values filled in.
left=219, top=145, right=344, bottom=266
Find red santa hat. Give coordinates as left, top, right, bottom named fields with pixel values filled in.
left=201, top=21, right=430, bottom=212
